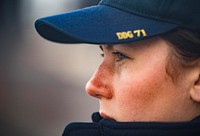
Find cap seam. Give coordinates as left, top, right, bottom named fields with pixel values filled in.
left=100, top=2, right=183, bottom=28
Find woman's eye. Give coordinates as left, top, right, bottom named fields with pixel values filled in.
left=112, top=51, right=128, bottom=61
left=100, top=53, right=104, bottom=57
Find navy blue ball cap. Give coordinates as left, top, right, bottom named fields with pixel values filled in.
left=35, top=0, right=200, bottom=44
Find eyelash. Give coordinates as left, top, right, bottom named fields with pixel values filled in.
left=112, top=51, right=128, bottom=61
left=100, top=51, right=128, bottom=62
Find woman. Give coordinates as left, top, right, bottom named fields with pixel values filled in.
left=86, top=30, right=200, bottom=122
left=35, top=0, right=200, bottom=135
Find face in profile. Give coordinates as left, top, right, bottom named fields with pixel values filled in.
left=86, top=37, right=197, bottom=122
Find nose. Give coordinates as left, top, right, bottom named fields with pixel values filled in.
left=85, top=62, right=113, bottom=99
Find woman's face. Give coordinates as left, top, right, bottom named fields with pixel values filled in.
left=86, top=37, right=192, bottom=122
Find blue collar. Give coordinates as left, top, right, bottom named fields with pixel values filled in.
left=62, top=112, right=200, bottom=136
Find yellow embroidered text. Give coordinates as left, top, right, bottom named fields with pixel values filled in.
left=116, top=29, right=147, bottom=40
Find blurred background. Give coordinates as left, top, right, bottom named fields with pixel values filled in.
left=0, top=0, right=101, bottom=136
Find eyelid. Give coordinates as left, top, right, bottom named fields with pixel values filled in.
left=112, top=50, right=129, bottom=57
left=112, top=50, right=129, bottom=61
left=99, top=46, right=132, bottom=61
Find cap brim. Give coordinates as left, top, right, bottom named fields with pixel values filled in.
left=35, top=5, right=178, bottom=44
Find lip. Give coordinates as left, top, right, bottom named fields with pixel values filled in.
left=100, top=112, right=116, bottom=121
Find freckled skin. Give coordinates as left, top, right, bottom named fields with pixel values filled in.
left=85, top=37, right=198, bottom=122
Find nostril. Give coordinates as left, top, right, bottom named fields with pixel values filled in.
left=93, top=94, right=103, bottom=99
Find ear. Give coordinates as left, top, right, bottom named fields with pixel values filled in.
left=190, top=75, right=200, bottom=103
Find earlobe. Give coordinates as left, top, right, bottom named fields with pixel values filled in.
left=190, top=75, right=200, bottom=103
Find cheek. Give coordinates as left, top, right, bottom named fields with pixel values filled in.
left=114, top=64, right=169, bottom=115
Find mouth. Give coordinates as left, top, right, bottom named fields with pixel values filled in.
left=100, top=112, right=116, bottom=121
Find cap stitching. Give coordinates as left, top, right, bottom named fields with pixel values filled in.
left=100, top=2, right=186, bottom=29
